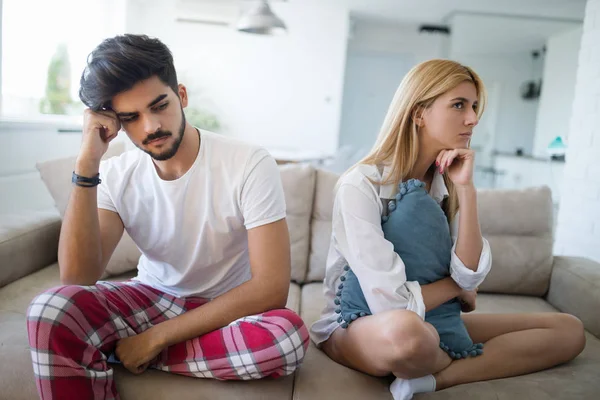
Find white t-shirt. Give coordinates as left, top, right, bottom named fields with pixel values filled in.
left=97, top=130, right=286, bottom=299
left=309, top=164, right=492, bottom=345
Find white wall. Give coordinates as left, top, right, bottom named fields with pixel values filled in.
left=533, top=27, right=583, bottom=157
left=347, top=20, right=449, bottom=60
left=337, top=20, right=447, bottom=159
left=450, top=53, right=541, bottom=156
left=128, top=0, right=350, bottom=156
left=555, top=0, right=600, bottom=263
left=449, top=13, right=581, bottom=159
left=494, top=155, right=564, bottom=203
left=0, top=0, right=128, bottom=215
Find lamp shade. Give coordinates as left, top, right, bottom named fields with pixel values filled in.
left=237, top=1, right=287, bottom=35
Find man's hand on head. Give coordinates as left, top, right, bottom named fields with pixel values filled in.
left=76, top=109, right=122, bottom=176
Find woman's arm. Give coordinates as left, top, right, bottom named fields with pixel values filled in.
left=454, top=185, right=483, bottom=271
left=438, top=148, right=492, bottom=290
left=421, top=277, right=462, bottom=311
left=333, top=181, right=459, bottom=318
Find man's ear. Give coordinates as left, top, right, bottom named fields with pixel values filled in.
left=178, top=84, right=188, bottom=108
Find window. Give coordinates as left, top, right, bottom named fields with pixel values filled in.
left=1, top=0, right=125, bottom=123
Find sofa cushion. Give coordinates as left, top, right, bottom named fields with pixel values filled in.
left=298, top=283, right=600, bottom=400
left=0, top=210, right=61, bottom=289
left=0, top=210, right=61, bottom=288
left=477, top=186, right=555, bottom=295
left=477, top=186, right=554, bottom=236
left=35, top=142, right=143, bottom=278
left=307, top=168, right=340, bottom=282
left=0, top=312, right=40, bottom=400
left=114, top=368, right=294, bottom=400
left=547, top=256, right=600, bottom=338
left=279, top=164, right=316, bottom=283
left=480, top=235, right=554, bottom=296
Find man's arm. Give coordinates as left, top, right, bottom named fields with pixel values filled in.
left=59, top=201, right=124, bottom=284
left=59, top=109, right=123, bottom=285
left=149, top=218, right=291, bottom=348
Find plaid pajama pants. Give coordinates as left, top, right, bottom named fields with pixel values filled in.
left=26, top=280, right=309, bottom=400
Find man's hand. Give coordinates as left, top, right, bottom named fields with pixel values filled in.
left=76, top=109, right=121, bottom=176
left=458, top=288, right=478, bottom=313
left=115, top=328, right=164, bottom=375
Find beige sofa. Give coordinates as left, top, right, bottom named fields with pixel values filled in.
left=1, top=162, right=600, bottom=400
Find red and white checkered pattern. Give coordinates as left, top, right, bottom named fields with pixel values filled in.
left=27, top=280, right=309, bottom=400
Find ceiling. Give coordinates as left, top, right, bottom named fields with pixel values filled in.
left=337, top=0, right=586, bottom=25
left=178, top=0, right=587, bottom=24
left=176, top=0, right=587, bottom=54
left=180, top=0, right=587, bottom=24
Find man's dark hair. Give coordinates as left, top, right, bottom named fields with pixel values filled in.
left=79, top=34, right=178, bottom=111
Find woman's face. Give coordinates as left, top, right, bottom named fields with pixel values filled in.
left=419, top=81, right=479, bottom=151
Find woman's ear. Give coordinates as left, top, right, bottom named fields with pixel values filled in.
left=412, top=106, right=425, bottom=127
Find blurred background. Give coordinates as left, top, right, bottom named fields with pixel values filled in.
left=0, top=0, right=586, bottom=214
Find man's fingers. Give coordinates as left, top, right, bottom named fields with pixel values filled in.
left=138, top=362, right=150, bottom=373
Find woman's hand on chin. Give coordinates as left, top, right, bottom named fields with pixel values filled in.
left=436, top=148, right=475, bottom=188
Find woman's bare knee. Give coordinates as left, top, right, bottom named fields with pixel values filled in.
left=378, top=310, right=440, bottom=373
left=555, top=313, right=586, bottom=360
left=322, top=310, right=441, bottom=377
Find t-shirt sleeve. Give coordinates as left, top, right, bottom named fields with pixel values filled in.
left=240, top=148, right=286, bottom=230
left=97, top=160, right=117, bottom=213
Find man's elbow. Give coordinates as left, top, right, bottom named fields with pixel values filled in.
left=272, top=294, right=288, bottom=310
left=264, top=286, right=289, bottom=311
left=60, top=273, right=97, bottom=286
left=59, top=261, right=100, bottom=286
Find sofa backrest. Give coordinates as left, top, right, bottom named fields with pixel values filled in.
left=307, top=168, right=339, bottom=282
left=476, top=186, right=554, bottom=296
left=298, top=165, right=555, bottom=296
left=0, top=210, right=61, bottom=288
left=278, top=163, right=316, bottom=283
left=5, top=161, right=554, bottom=296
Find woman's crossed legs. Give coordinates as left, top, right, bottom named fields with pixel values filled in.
left=322, top=309, right=585, bottom=391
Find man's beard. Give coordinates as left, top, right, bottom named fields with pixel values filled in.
left=137, top=107, right=186, bottom=161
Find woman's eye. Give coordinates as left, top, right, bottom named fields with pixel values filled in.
left=453, top=102, right=463, bottom=109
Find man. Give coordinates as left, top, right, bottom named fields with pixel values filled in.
left=27, top=34, right=308, bottom=399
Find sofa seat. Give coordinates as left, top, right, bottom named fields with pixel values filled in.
left=0, top=265, right=302, bottom=400
left=296, top=282, right=600, bottom=400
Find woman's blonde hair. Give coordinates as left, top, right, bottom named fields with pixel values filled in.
left=345, top=59, right=486, bottom=223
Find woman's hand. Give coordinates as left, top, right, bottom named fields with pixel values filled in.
left=436, top=149, right=476, bottom=188
left=458, top=288, right=478, bottom=313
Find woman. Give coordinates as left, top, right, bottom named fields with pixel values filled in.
left=310, top=59, right=585, bottom=399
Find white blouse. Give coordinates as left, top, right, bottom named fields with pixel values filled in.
left=310, top=164, right=492, bottom=345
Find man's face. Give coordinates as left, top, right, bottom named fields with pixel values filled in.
left=112, top=76, right=188, bottom=161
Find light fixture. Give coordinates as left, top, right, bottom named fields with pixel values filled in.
left=236, top=0, right=287, bottom=35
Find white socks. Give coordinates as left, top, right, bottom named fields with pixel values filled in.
left=390, top=375, right=436, bottom=400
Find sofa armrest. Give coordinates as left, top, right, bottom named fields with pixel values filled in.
left=546, top=255, right=600, bottom=338
left=0, top=210, right=61, bottom=288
